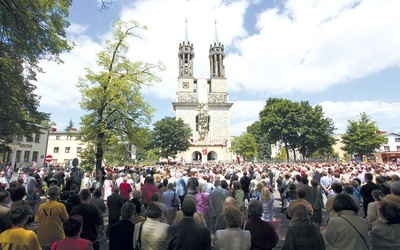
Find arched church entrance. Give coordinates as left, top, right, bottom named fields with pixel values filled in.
left=192, top=151, right=202, bottom=162
left=207, top=151, right=217, bottom=161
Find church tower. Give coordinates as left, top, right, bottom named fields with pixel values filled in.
left=173, top=21, right=233, bottom=163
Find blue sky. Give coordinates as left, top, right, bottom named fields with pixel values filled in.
left=35, top=0, right=400, bottom=136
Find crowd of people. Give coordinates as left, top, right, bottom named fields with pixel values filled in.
left=0, top=160, right=399, bottom=249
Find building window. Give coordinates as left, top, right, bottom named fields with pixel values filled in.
left=26, top=135, right=33, bottom=142
left=395, top=138, right=400, bottom=142
left=23, top=151, right=30, bottom=162
left=397, top=146, right=400, bottom=151
left=76, top=136, right=82, bottom=140
left=16, top=135, right=23, bottom=141
left=32, top=151, right=38, bottom=162
left=384, top=146, right=390, bottom=152
left=56, top=136, right=60, bottom=140
left=64, top=159, right=70, bottom=166
left=54, top=147, right=59, bottom=153
left=77, top=147, right=82, bottom=153
left=15, top=150, right=21, bottom=163
left=65, top=147, right=70, bottom=153
left=34, top=133, right=40, bottom=143
left=53, top=159, right=58, bottom=164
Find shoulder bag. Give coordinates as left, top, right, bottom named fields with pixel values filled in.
left=135, top=221, right=145, bottom=250
left=171, top=190, right=180, bottom=208
left=340, top=216, right=368, bottom=249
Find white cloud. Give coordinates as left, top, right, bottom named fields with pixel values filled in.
left=35, top=0, right=400, bottom=134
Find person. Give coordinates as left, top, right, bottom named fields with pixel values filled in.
left=0, top=190, right=12, bottom=233
left=310, top=179, right=324, bottom=226
left=240, top=170, right=251, bottom=204
left=286, top=188, right=313, bottom=221
left=0, top=200, right=41, bottom=249
left=369, top=194, right=400, bottom=249
left=151, top=191, right=169, bottom=224
left=243, top=200, right=278, bottom=250
left=89, top=188, right=106, bottom=237
left=160, top=183, right=180, bottom=225
left=174, top=173, right=187, bottom=206
left=279, top=172, right=292, bottom=211
left=141, top=176, right=160, bottom=208
left=119, top=177, right=132, bottom=202
left=70, top=189, right=102, bottom=250
left=81, top=173, right=91, bottom=190
left=51, top=215, right=93, bottom=250
left=187, top=172, right=199, bottom=195
left=213, top=205, right=251, bottom=250
left=322, top=194, right=369, bottom=250
left=103, top=175, right=113, bottom=201
left=109, top=202, right=136, bottom=250
left=68, top=183, right=81, bottom=207
left=365, top=189, right=385, bottom=229
left=259, top=186, right=275, bottom=222
left=325, top=182, right=343, bottom=219
left=214, top=196, right=236, bottom=232
left=282, top=202, right=325, bottom=250
left=173, top=195, right=207, bottom=226
left=375, top=176, right=391, bottom=195
left=231, top=181, right=245, bottom=212
left=133, top=202, right=169, bottom=249
left=209, top=179, right=230, bottom=233
left=128, top=190, right=145, bottom=216
left=164, top=197, right=211, bottom=250
left=35, top=185, right=69, bottom=250
left=360, top=173, right=380, bottom=216
left=59, top=191, right=74, bottom=214
left=106, top=187, right=124, bottom=237
left=194, top=184, right=211, bottom=230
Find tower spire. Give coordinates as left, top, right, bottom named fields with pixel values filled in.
left=184, top=18, right=188, bottom=45
left=214, top=20, right=219, bottom=45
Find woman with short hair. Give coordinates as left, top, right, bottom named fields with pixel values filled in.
left=133, top=202, right=169, bottom=249
left=213, top=205, right=251, bottom=250
left=51, top=215, right=93, bottom=250
left=243, top=200, right=278, bottom=250
left=322, top=194, right=369, bottom=250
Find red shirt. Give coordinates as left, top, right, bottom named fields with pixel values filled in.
left=119, top=182, right=132, bottom=200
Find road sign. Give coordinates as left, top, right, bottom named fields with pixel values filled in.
left=45, top=155, right=53, bottom=163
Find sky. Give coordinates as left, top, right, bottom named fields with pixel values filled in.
left=35, top=0, right=400, bottom=136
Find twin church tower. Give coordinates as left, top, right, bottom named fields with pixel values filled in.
left=172, top=21, right=233, bottom=163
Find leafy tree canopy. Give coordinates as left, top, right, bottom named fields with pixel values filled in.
left=78, top=20, right=164, bottom=170
left=341, top=112, right=386, bottom=160
left=0, top=0, right=73, bottom=147
left=230, top=132, right=257, bottom=161
left=152, top=116, right=192, bottom=159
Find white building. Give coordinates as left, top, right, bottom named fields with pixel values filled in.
left=46, top=128, right=87, bottom=167
left=1, top=127, right=49, bottom=170
left=376, top=132, right=400, bottom=162
left=173, top=22, right=233, bottom=163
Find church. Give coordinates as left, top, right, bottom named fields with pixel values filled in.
left=173, top=21, right=233, bottom=164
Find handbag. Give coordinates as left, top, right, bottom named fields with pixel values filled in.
left=171, top=190, right=180, bottom=208
left=283, top=198, right=291, bottom=209
left=135, top=221, right=145, bottom=250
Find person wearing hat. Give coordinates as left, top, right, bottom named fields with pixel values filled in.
left=35, top=186, right=69, bottom=250
left=369, top=194, right=400, bottom=249
left=49, top=177, right=59, bottom=187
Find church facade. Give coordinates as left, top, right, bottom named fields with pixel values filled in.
left=173, top=23, right=233, bottom=164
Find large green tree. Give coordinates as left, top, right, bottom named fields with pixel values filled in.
left=230, top=132, right=257, bottom=161
left=297, top=101, right=336, bottom=159
left=259, top=98, right=335, bottom=161
left=341, top=112, right=385, bottom=161
left=152, top=116, right=192, bottom=159
left=0, top=0, right=73, bottom=149
left=78, top=20, right=164, bottom=170
left=246, top=121, right=271, bottom=160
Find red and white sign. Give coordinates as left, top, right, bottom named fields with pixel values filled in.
left=45, top=155, right=53, bottom=163
left=202, top=148, right=208, bottom=155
